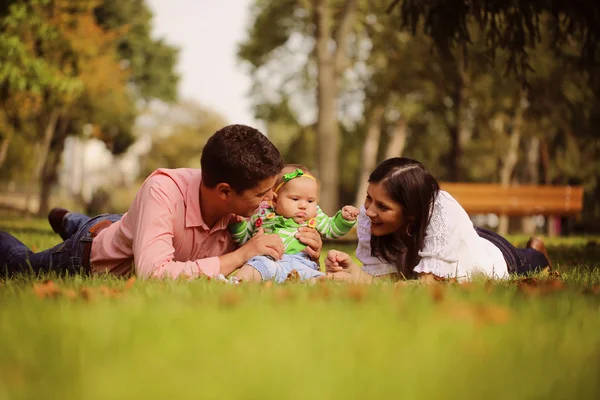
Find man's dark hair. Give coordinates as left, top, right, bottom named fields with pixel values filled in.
left=201, top=124, right=283, bottom=193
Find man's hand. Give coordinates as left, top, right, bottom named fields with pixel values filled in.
left=241, top=228, right=284, bottom=261
left=296, top=226, right=323, bottom=262
left=324, top=250, right=353, bottom=273
left=341, top=205, right=360, bottom=221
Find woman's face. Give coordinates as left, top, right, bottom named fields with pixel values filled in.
left=364, top=182, right=405, bottom=236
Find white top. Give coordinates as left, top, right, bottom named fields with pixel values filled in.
left=357, top=191, right=508, bottom=281
left=356, top=206, right=399, bottom=276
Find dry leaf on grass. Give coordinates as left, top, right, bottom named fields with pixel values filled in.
left=124, top=276, right=136, bottom=290
left=284, top=269, right=301, bottom=283
left=346, top=285, right=367, bottom=302
left=516, top=277, right=565, bottom=296
left=219, top=291, right=240, bottom=308
left=428, top=284, right=445, bottom=303
left=445, top=302, right=512, bottom=326
left=262, top=280, right=274, bottom=289
left=33, top=280, right=61, bottom=298
left=274, top=288, right=294, bottom=302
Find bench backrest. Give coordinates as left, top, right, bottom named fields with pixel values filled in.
left=439, top=183, right=584, bottom=216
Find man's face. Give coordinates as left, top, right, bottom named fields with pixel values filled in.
left=230, top=175, right=278, bottom=217
left=273, top=177, right=319, bottom=224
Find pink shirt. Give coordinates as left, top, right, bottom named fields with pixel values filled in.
left=89, top=168, right=236, bottom=279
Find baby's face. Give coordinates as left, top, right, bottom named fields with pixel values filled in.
left=274, top=177, right=319, bottom=224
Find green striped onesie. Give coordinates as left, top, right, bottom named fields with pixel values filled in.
left=228, top=205, right=356, bottom=254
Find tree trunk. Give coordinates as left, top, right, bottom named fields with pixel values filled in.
left=448, top=126, right=460, bottom=182
left=37, top=115, right=68, bottom=216
left=34, top=109, right=60, bottom=180
left=354, top=104, right=385, bottom=207
left=0, top=129, right=14, bottom=169
left=385, top=118, right=408, bottom=160
left=313, top=0, right=355, bottom=214
left=448, top=60, right=473, bottom=182
left=498, top=90, right=527, bottom=235
left=522, top=136, right=540, bottom=234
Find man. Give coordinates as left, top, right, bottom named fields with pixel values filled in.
left=0, top=124, right=322, bottom=279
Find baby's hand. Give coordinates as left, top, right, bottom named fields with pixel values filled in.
left=231, top=214, right=246, bottom=224
left=341, top=205, right=359, bottom=221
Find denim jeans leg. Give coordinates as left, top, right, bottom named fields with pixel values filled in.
left=0, top=231, right=77, bottom=278
left=62, top=212, right=92, bottom=240
left=1, top=213, right=122, bottom=278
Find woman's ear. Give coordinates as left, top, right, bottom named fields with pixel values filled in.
left=271, top=192, right=278, bottom=206
left=216, top=183, right=232, bottom=199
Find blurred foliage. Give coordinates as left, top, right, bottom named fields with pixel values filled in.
left=0, top=0, right=179, bottom=215
left=239, top=0, right=600, bottom=230
left=138, top=100, right=228, bottom=179
left=388, top=0, right=600, bottom=84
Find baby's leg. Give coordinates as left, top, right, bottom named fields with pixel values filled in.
left=236, top=256, right=278, bottom=282
left=235, top=264, right=263, bottom=282
left=277, top=254, right=325, bottom=283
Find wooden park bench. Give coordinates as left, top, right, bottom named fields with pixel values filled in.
left=440, top=183, right=584, bottom=235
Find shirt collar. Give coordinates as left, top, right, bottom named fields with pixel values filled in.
left=185, top=172, right=232, bottom=231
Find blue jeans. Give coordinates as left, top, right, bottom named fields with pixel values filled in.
left=246, top=253, right=324, bottom=283
left=475, top=227, right=550, bottom=275
left=0, top=212, right=122, bottom=278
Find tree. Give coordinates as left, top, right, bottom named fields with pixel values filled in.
left=0, top=0, right=179, bottom=215
left=240, top=0, right=359, bottom=214
left=387, top=0, right=600, bottom=83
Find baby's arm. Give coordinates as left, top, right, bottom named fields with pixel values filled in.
left=314, top=206, right=357, bottom=239
left=228, top=216, right=256, bottom=246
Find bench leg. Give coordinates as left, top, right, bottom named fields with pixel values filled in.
left=547, top=215, right=560, bottom=237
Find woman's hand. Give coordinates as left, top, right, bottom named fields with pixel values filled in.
left=325, top=250, right=374, bottom=284
left=325, top=250, right=355, bottom=273
left=296, top=226, right=323, bottom=262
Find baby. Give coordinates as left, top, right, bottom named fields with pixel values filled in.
left=229, top=164, right=359, bottom=283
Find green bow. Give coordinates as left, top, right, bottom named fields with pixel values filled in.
left=283, top=169, right=304, bottom=182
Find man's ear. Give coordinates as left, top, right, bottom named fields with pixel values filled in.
left=216, top=183, right=232, bottom=199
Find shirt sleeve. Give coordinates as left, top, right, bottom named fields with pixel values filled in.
left=314, top=206, right=356, bottom=238
left=130, top=176, right=221, bottom=280
left=228, top=216, right=255, bottom=246
left=355, top=207, right=398, bottom=276
left=413, top=192, right=461, bottom=279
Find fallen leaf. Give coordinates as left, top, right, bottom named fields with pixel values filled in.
left=124, top=276, right=136, bottom=290
left=346, top=285, right=367, bottom=302
left=284, top=270, right=300, bottom=283
left=33, top=280, right=61, bottom=298
left=274, top=288, right=294, bottom=302
left=428, top=284, right=444, bottom=303
left=79, top=287, right=95, bottom=301
left=262, top=280, right=274, bottom=289
left=219, top=291, right=240, bottom=308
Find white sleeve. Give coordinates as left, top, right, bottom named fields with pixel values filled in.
left=356, top=207, right=398, bottom=276
left=413, top=192, right=461, bottom=278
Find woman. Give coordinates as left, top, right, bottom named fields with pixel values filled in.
left=328, top=158, right=551, bottom=283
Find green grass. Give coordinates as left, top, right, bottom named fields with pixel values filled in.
left=1, top=213, right=600, bottom=399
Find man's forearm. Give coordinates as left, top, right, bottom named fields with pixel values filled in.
left=218, top=247, right=248, bottom=276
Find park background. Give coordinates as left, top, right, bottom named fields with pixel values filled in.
left=2, top=1, right=600, bottom=398
left=1, top=0, right=599, bottom=237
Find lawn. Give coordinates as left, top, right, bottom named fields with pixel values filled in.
left=1, top=212, right=600, bottom=399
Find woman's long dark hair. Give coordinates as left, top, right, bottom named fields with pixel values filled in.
left=368, top=158, right=440, bottom=277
